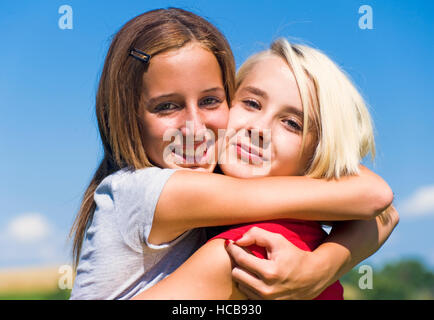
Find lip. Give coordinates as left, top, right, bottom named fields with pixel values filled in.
left=183, top=139, right=208, bottom=154
left=234, top=142, right=266, bottom=163
left=238, top=143, right=263, bottom=158
left=172, top=140, right=211, bottom=165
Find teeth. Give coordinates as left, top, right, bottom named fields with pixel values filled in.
left=184, top=149, right=196, bottom=158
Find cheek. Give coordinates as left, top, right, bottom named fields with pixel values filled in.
left=271, top=132, right=304, bottom=175
left=141, top=115, right=175, bottom=159
left=143, top=112, right=180, bottom=139
left=208, top=104, right=230, bottom=131
left=227, top=105, right=248, bottom=130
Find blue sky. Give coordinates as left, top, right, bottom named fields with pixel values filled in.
left=1, top=0, right=433, bottom=271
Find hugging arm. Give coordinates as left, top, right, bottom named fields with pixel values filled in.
left=307, top=206, right=400, bottom=293
left=149, top=165, right=393, bottom=244
left=133, top=205, right=399, bottom=300
left=227, top=205, right=400, bottom=299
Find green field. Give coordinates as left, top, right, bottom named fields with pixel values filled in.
left=0, top=289, right=71, bottom=300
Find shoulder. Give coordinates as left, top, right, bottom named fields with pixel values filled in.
left=191, top=239, right=232, bottom=270
left=182, top=239, right=245, bottom=298
left=96, top=166, right=177, bottom=195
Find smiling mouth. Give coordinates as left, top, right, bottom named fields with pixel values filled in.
left=238, top=143, right=262, bottom=157
left=172, top=140, right=211, bottom=165
left=233, top=142, right=266, bottom=164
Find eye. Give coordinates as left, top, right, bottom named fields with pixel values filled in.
left=199, top=97, right=222, bottom=108
left=242, top=99, right=261, bottom=110
left=154, top=102, right=181, bottom=113
left=283, top=119, right=302, bottom=132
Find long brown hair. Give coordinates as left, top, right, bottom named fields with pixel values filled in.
left=70, top=8, right=235, bottom=269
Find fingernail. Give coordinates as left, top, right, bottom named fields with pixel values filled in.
left=224, top=239, right=233, bottom=247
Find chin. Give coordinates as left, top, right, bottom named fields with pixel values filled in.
left=187, top=166, right=213, bottom=173
left=170, top=163, right=216, bottom=173
left=220, top=163, right=269, bottom=179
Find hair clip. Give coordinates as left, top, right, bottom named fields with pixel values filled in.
left=129, top=48, right=151, bottom=63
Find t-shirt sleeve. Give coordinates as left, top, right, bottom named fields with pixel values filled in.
left=110, top=167, right=178, bottom=251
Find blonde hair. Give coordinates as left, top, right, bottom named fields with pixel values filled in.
left=236, top=38, right=375, bottom=179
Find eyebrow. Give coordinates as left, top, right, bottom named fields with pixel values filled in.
left=146, top=87, right=225, bottom=107
left=201, top=87, right=225, bottom=95
left=241, top=86, right=268, bottom=99
left=282, top=105, right=304, bottom=119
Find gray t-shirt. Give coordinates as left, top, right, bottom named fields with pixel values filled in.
left=70, top=167, right=206, bottom=300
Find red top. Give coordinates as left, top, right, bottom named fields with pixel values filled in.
left=209, top=219, right=344, bottom=300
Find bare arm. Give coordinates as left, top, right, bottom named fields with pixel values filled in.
left=150, top=166, right=393, bottom=244
left=132, top=239, right=245, bottom=300
left=309, top=205, right=400, bottom=291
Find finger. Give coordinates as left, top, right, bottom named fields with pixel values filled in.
left=237, top=283, right=263, bottom=300
left=226, top=242, right=270, bottom=277
left=231, top=267, right=265, bottom=300
left=235, top=227, right=298, bottom=261
left=235, top=227, right=283, bottom=251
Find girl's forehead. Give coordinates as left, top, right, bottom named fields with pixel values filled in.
left=241, top=57, right=296, bottom=89
left=142, top=43, right=224, bottom=95
left=237, top=57, right=302, bottom=106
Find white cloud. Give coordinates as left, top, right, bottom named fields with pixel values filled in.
left=0, top=213, right=71, bottom=268
left=398, top=185, right=434, bottom=218
left=6, top=213, right=52, bottom=243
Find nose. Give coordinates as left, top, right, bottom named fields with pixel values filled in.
left=246, top=117, right=270, bottom=148
left=180, top=103, right=207, bottom=142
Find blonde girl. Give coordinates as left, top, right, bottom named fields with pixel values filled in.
left=133, top=38, right=399, bottom=299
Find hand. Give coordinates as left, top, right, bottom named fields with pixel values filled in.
left=225, top=227, right=332, bottom=300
